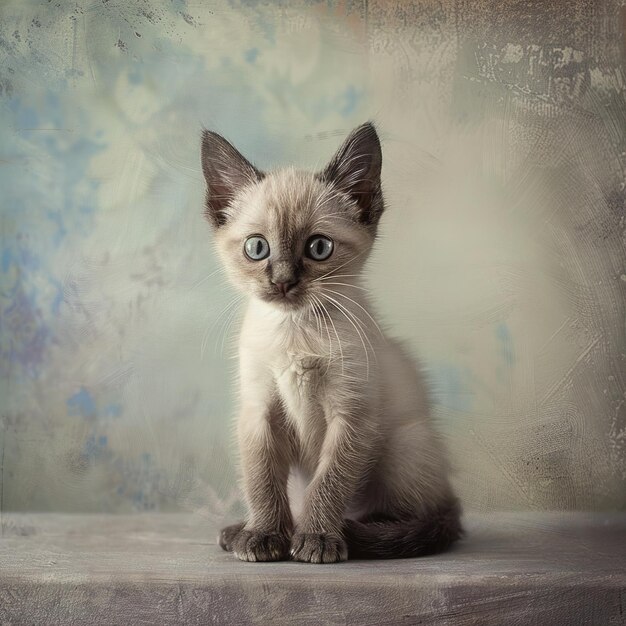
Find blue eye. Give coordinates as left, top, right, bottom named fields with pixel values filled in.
left=244, top=236, right=270, bottom=261
left=306, top=235, right=333, bottom=261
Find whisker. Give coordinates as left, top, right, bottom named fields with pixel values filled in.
left=313, top=293, right=344, bottom=376
left=316, top=281, right=370, bottom=292
left=322, top=288, right=384, bottom=337
left=201, top=294, right=243, bottom=359
left=319, top=292, right=371, bottom=378
left=319, top=290, right=377, bottom=372
left=312, top=249, right=368, bottom=282
left=308, top=295, right=323, bottom=338
left=307, top=295, right=334, bottom=375
left=310, top=293, right=333, bottom=370
left=219, top=299, right=242, bottom=357
left=187, top=266, right=225, bottom=292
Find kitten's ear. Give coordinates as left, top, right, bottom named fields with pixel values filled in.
left=201, top=130, right=264, bottom=227
left=319, top=122, right=383, bottom=227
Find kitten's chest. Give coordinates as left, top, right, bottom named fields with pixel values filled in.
left=275, top=352, right=322, bottom=416
left=269, top=321, right=328, bottom=407
left=273, top=349, right=328, bottom=461
left=245, top=307, right=330, bottom=458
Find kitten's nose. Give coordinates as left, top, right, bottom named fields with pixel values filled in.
left=272, top=280, right=298, bottom=296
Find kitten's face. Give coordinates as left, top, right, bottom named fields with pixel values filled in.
left=214, top=169, right=373, bottom=310
left=201, top=123, right=383, bottom=311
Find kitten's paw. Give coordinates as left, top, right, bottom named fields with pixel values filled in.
left=218, top=522, right=245, bottom=552
left=231, top=529, right=290, bottom=562
left=290, top=532, right=348, bottom=564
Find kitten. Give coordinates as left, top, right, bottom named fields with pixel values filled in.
left=201, top=122, right=462, bottom=563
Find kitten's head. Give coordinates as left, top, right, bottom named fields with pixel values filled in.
left=201, top=123, right=383, bottom=311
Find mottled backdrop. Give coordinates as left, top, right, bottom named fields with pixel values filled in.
left=1, top=0, right=624, bottom=521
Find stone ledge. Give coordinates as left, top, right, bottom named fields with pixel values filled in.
left=0, top=512, right=624, bottom=624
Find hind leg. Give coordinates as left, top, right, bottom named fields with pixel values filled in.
left=217, top=522, right=245, bottom=552
left=376, top=420, right=455, bottom=518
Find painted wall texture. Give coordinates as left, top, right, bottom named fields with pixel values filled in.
left=1, top=0, right=624, bottom=518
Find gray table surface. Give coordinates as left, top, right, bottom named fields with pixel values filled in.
left=0, top=512, right=625, bottom=625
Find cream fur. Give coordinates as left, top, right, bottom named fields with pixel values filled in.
left=203, top=124, right=459, bottom=563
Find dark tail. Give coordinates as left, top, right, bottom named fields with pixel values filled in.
left=343, top=497, right=463, bottom=559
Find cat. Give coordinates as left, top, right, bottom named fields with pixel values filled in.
left=201, top=122, right=462, bottom=563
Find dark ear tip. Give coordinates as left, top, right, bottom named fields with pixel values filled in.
left=353, top=122, right=382, bottom=160
left=200, top=128, right=213, bottom=154
left=358, top=121, right=380, bottom=140
left=201, top=128, right=219, bottom=145
left=201, top=128, right=231, bottom=149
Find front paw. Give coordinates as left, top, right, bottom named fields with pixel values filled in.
left=290, top=532, right=348, bottom=564
left=218, top=522, right=245, bottom=552
left=231, top=528, right=291, bottom=562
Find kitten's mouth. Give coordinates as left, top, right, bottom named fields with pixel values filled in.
left=261, top=286, right=305, bottom=308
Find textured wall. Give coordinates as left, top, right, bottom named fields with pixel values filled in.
left=0, top=0, right=624, bottom=517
